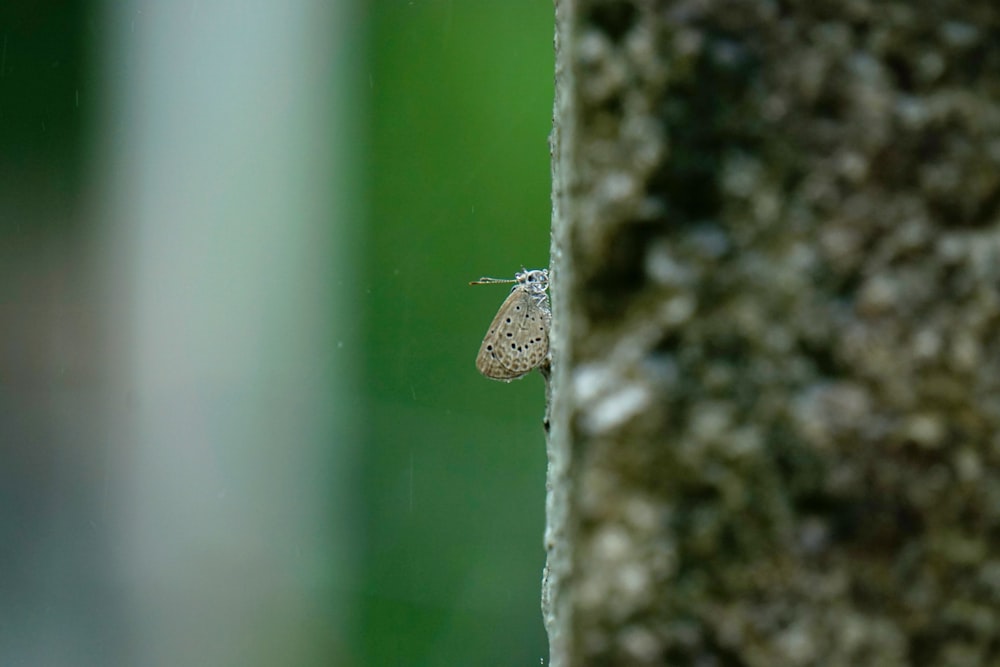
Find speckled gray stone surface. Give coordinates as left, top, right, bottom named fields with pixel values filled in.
left=549, top=1, right=1000, bottom=664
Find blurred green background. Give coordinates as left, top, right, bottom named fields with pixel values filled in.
left=360, top=2, right=553, bottom=665
left=0, top=1, right=554, bottom=665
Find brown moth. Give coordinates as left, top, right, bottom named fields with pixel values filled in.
left=470, top=268, right=550, bottom=382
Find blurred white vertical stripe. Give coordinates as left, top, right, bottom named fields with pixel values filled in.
left=97, top=1, right=361, bottom=664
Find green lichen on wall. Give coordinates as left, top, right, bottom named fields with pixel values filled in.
left=564, top=1, right=1000, bottom=664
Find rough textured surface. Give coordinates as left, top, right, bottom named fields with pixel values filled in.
left=544, top=2, right=577, bottom=662
left=549, top=0, right=1000, bottom=665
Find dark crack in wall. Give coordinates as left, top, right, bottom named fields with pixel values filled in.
left=556, top=0, right=1000, bottom=664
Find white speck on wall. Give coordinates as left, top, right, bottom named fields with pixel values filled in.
left=583, top=384, right=651, bottom=435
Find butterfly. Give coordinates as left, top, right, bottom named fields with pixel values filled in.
left=470, top=268, right=550, bottom=381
